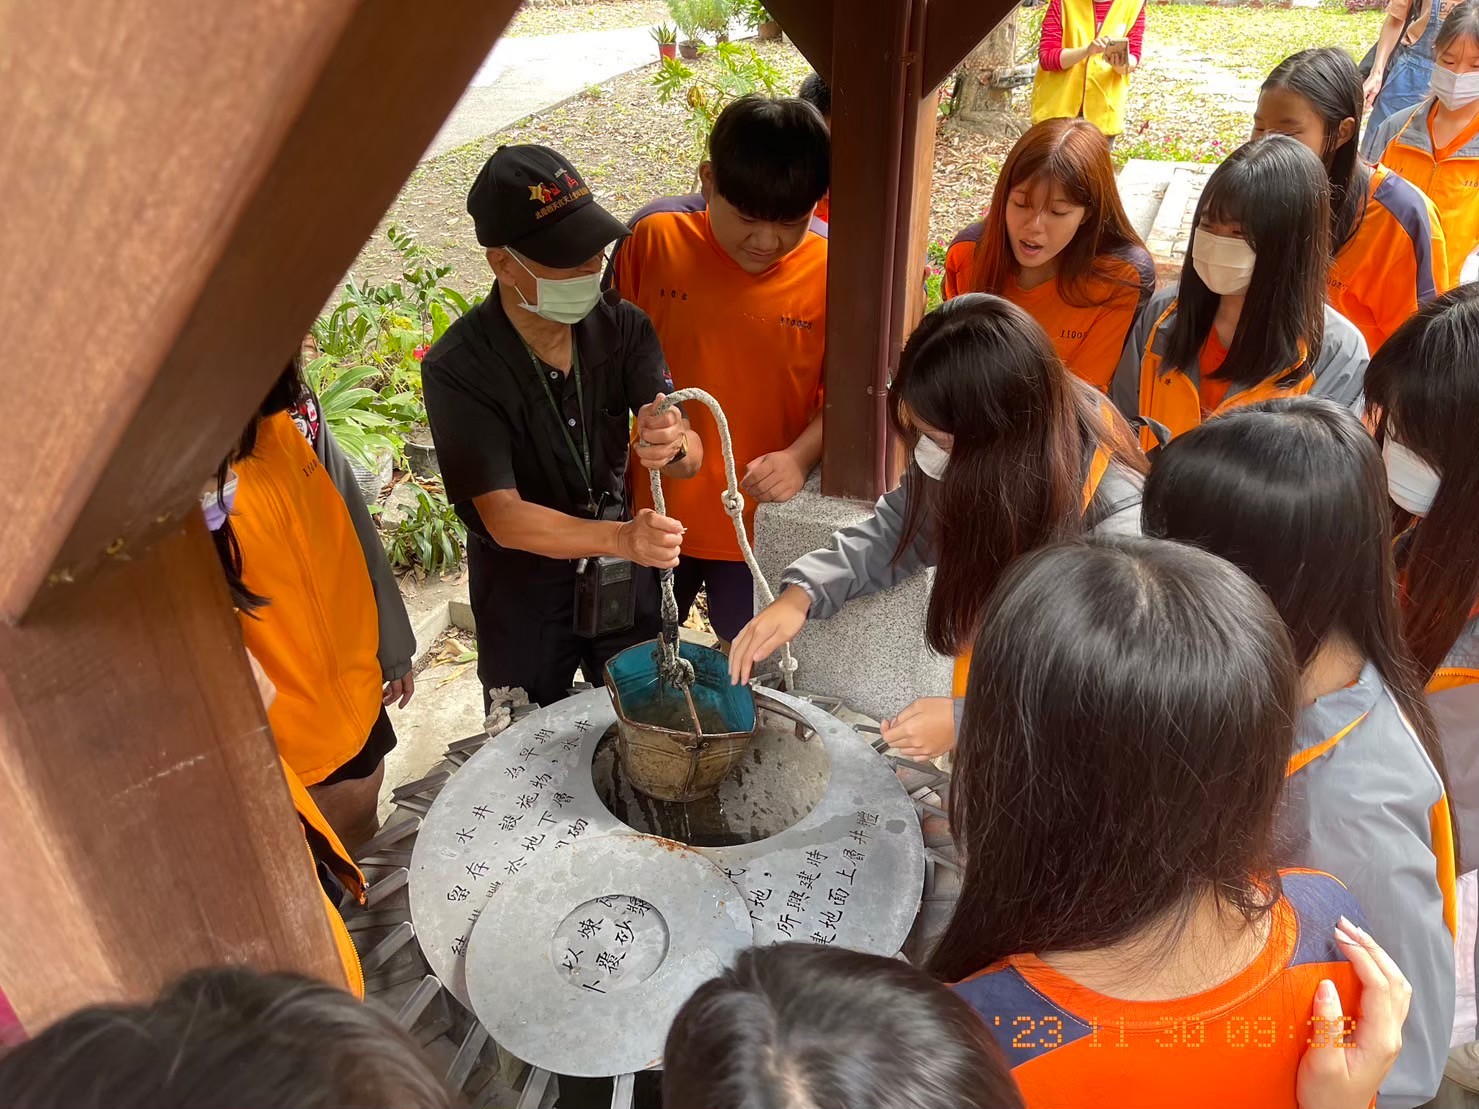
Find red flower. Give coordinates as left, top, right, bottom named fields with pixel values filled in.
left=413, top=344, right=430, bottom=361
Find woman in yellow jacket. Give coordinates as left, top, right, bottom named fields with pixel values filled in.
left=1110, top=135, right=1369, bottom=448
left=1032, top=0, right=1146, bottom=142
left=1255, top=48, right=1449, bottom=353
left=1368, top=0, right=1479, bottom=279
left=206, top=358, right=417, bottom=851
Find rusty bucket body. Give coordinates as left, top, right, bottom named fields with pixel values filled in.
left=603, top=640, right=757, bottom=803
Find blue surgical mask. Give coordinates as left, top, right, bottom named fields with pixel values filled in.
left=201, top=473, right=238, bottom=531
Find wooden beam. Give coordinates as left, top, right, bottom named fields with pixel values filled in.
left=0, top=0, right=520, bottom=623
left=0, top=522, right=342, bottom=1032
left=764, top=0, right=836, bottom=83
left=921, top=0, right=1019, bottom=93
left=820, top=0, right=917, bottom=500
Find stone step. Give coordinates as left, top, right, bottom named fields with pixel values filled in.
left=1140, top=160, right=1215, bottom=284
left=1116, top=158, right=1177, bottom=243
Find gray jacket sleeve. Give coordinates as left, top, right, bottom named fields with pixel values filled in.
left=779, top=474, right=934, bottom=621
left=1109, top=287, right=1167, bottom=420
left=316, top=424, right=417, bottom=682
left=1311, top=307, right=1370, bottom=411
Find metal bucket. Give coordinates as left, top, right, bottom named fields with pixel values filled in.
left=603, top=640, right=757, bottom=803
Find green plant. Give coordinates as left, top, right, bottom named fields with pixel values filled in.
left=696, top=0, right=734, bottom=35
left=652, top=42, right=783, bottom=157
left=666, top=0, right=703, bottom=41
left=301, top=357, right=411, bottom=467
left=734, top=0, right=769, bottom=29
left=384, top=483, right=467, bottom=579
left=652, top=22, right=677, bottom=44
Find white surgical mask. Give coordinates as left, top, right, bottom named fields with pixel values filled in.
left=1431, top=66, right=1479, bottom=111
left=1384, top=436, right=1442, bottom=516
left=914, top=436, right=950, bottom=480
left=509, top=249, right=604, bottom=324
left=1191, top=231, right=1258, bottom=296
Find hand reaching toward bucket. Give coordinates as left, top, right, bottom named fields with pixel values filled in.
left=730, top=585, right=812, bottom=685
left=881, top=697, right=956, bottom=761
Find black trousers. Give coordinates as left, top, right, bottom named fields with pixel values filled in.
left=467, top=537, right=659, bottom=709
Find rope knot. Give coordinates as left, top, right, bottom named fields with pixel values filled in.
left=720, top=491, right=744, bottom=514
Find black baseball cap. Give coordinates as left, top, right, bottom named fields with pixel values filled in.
left=466, top=144, right=630, bottom=268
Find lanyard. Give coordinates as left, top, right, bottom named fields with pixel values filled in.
left=522, top=337, right=595, bottom=511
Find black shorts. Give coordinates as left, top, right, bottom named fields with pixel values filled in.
left=318, top=706, right=398, bottom=785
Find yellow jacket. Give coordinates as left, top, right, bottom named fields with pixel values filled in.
left=1031, top=0, right=1144, bottom=135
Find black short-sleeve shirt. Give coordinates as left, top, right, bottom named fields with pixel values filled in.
left=422, top=286, right=673, bottom=550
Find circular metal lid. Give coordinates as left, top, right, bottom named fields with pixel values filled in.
left=408, top=688, right=925, bottom=1014
left=463, top=834, right=753, bottom=1076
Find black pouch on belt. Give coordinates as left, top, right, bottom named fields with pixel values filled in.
left=573, top=497, right=636, bottom=638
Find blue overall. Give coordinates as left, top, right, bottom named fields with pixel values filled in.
left=1364, top=0, right=1442, bottom=161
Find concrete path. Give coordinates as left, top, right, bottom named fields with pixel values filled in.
left=422, top=25, right=660, bottom=161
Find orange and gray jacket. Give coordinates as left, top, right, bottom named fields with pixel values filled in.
left=232, top=412, right=413, bottom=785
left=1109, top=287, right=1369, bottom=448
left=1368, top=97, right=1479, bottom=281
left=780, top=459, right=1144, bottom=721
left=1282, top=661, right=1455, bottom=1107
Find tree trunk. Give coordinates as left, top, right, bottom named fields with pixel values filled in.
left=953, top=14, right=1028, bottom=139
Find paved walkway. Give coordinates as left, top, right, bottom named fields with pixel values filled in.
left=422, top=25, right=660, bottom=161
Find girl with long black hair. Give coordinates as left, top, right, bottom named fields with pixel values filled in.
left=1143, top=397, right=1456, bottom=1107
left=938, top=536, right=1366, bottom=1109
left=1110, top=135, right=1368, bottom=447
left=1255, top=47, right=1448, bottom=353
left=728, top=294, right=1147, bottom=760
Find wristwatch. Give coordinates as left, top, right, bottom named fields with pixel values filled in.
left=667, top=432, right=690, bottom=466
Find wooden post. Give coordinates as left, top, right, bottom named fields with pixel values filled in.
left=0, top=0, right=520, bottom=1031
left=768, top=0, right=1018, bottom=501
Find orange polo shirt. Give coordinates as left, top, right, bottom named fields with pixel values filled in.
left=943, top=221, right=1154, bottom=391
left=612, top=195, right=827, bottom=560
left=1327, top=165, right=1448, bottom=353
left=953, top=869, right=1364, bottom=1109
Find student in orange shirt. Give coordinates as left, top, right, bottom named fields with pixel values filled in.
left=611, top=95, right=829, bottom=643
left=1366, top=293, right=1479, bottom=1075
left=941, top=118, right=1154, bottom=391
left=1111, top=135, right=1368, bottom=448
left=729, top=295, right=1147, bottom=761
left=656, top=937, right=1411, bottom=1109
left=939, top=535, right=1369, bottom=1109
left=1144, top=398, right=1457, bottom=1107
left=206, top=358, right=417, bottom=851
left=1255, top=48, right=1448, bottom=353
left=1368, top=1, right=1479, bottom=279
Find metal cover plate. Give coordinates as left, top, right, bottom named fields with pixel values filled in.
left=408, top=688, right=925, bottom=1012
left=463, top=834, right=752, bottom=1076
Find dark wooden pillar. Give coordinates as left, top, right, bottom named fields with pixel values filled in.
left=769, top=0, right=1020, bottom=501
left=0, top=0, right=519, bottom=1031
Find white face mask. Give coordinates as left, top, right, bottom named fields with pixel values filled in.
left=914, top=435, right=950, bottom=480
left=509, top=249, right=604, bottom=324
left=1431, top=66, right=1479, bottom=111
left=1191, top=230, right=1258, bottom=296
left=1384, top=436, right=1443, bottom=516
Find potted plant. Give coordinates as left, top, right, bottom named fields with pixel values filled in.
left=698, top=0, right=734, bottom=44
left=737, top=0, right=781, bottom=39
left=652, top=23, right=678, bottom=60
left=667, top=0, right=704, bottom=58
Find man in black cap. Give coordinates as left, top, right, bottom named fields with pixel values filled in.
left=422, top=144, right=703, bottom=708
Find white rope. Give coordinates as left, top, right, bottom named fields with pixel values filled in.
left=646, top=388, right=797, bottom=691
